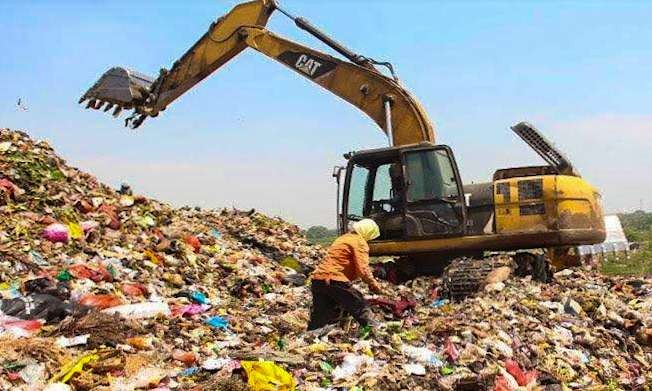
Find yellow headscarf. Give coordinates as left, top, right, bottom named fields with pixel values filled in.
left=352, top=219, right=380, bottom=241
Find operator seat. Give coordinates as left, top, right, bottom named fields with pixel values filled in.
left=373, top=163, right=405, bottom=239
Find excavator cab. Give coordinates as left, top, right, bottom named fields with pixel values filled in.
left=341, top=143, right=467, bottom=241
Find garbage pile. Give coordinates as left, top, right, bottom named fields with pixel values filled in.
left=1, top=128, right=651, bottom=390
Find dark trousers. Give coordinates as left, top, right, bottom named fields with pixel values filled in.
left=307, top=279, right=371, bottom=330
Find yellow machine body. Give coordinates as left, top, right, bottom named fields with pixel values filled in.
left=369, top=174, right=605, bottom=257
left=494, top=175, right=604, bottom=238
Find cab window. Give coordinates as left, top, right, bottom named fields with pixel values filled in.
left=405, top=149, right=459, bottom=202
left=372, top=164, right=393, bottom=209
left=346, top=164, right=369, bottom=219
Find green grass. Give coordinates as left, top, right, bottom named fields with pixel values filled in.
left=601, top=242, right=652, bottom=276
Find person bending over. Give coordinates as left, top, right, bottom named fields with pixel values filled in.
left=308, top=219, right=384, bottom=330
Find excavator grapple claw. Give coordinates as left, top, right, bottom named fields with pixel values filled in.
left=79, top=67, right=156, bottom=127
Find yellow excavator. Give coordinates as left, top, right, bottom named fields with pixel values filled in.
left=80, top=0, right=605, bottom=294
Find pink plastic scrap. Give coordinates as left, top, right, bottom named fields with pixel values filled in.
left=42, top=223, right=70, bottom=243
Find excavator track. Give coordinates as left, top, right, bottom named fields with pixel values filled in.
left=442, top=256, right=513, bottom=300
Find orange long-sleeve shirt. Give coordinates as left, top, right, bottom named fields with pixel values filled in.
left=311, top=233, right=380, bottom=290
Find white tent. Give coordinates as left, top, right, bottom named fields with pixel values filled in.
left=578, top=215, right=629, bottom=255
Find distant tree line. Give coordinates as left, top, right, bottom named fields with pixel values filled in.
left=619, top=210, right=652, bottom=243
left=305, top=225, right=338, bottom=246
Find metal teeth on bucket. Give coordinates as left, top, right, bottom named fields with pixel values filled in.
left=78, top=67, right=155, bottom=126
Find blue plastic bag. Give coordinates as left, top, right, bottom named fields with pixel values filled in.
left=206, top=316, right=228, bottom=330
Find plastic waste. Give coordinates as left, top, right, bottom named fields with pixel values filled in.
left=400, top=344, right=443, bottom=366
left=366, top=297, right=416, bottom=318
left=29, top=250, right=50, bottom=266
left=403, top=363, right=426, bottom=375
left=210, top=228, right=222, bottom=238
left=319, top=361, right=333, bottom=374
left=331, top=353, right=373, bottom=381
left=19, top=363, right=46, bottom=388
left=22, top=277, right=69, bottom=298
left=173, top=303, right=208, bottom=317
left=184, top=235, right=201, bottom=253
left=431, top=298, right=449, bottom=308
left=102, top=302, right=171, bottom=319
left=190, top=291, right=209, bottom=304
left=444, top=337, right=459, bottom=362
left=241, top=361, right=296, bottom=391
left=67, top=222, right=83, bottom=240
left=280, top=256, right=302, bottom=272
left=504, top=359, right=537, bottom=386
left=0, top=282, right=20, bottom=299
left=56, top=270, right=72, bottom=282
left=79, top=293, right=123, bottom=309
left=135, top=214, right=156, bottom=228
left=440, top=365, right=454, bottom=375
left=0, top=294, right=75, bottom=322
left=49, top=353, right=99, bottom=383
left=42, top=223, right=69, bottom=243
left=69, top=264, right=112, bottom=282
left=56, top=334, right=90, bottom=348
left=359, top=324, right=372, bottom=339
left=121, top=282, right=148, bottom=297
left=0, top=178, right=24, bottom=199
left=0, top=317, right=43, bottom=337
left=172, top=350, right=198, bottom=365
left=179, top=366, right=199, bottom=376
left=206, top=315, right=228, bottom=330
left=282, top=273, right=307, bottom=286
left=202, top=357, right=231, bottom=371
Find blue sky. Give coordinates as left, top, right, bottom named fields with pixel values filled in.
left=1, top=1, right=651, bottom=227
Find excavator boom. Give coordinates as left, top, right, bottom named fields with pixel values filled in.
left=79, top=0, right=434, bottom=145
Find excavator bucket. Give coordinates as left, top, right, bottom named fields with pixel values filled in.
left=79, top=67, right=155, bottom=118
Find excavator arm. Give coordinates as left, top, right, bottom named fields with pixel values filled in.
left=79, top=0, right=434, bottom=145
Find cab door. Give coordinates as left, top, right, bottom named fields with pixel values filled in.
left=400, top=146, right=467, bottom=238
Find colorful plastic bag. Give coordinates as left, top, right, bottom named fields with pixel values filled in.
left=241, top=361, right=296, bottom=391
left=49, top=353, right=99, bottom=383
left=79, top=294, right=123, bottom=310
left=42, top=223, right=69, bottom=243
